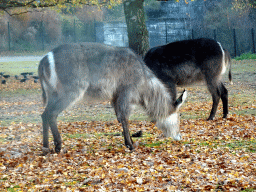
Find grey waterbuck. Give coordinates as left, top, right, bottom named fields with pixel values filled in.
left=144, top=38, right=232, bottom=120
left=38, top=42, right=187, bottom=154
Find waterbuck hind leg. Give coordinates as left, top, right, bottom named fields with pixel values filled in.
left=220, top=82, right=228, bottom=118
left=112, top=87, right=134, bottom=151
left=42, top=95, right=77, bottom=154
left=42, top=112, right=50, bottom=151
left=42, top=109, right=61, bottom=153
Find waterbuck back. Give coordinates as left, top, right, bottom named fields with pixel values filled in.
left=38, top=42, right=187, bottom=154
left=144, top=38, right=232, bottom=120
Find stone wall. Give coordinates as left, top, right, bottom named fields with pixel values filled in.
left=96, top=1, right=205, bottom=47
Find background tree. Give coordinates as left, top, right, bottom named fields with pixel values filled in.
left=204, top=0, right=256, bottom=28
left=0, top=0, right=150, bottom=56
left=123, top=0, right=149, bottom=56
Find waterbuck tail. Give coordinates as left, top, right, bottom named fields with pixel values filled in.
left=41, top=83, right=47, bottom=106
left=38, top=58, right=48, bottom=106
left=229, top=67, right=232, bottom=84
left=224, top=48, right=233, bottom=84
left=38, top=52, right=59, bottom=106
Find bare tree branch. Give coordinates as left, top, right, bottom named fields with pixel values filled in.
left=0, top=0, right=110, bottom=11
left=3, top=7, right=43, bottom=16
left=0, top=0, right=114, bottom=16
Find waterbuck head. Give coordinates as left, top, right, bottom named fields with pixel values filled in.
left=156, top=90, right=187, bottom=140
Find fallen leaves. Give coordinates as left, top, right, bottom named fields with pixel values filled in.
left=1, top=73, right=256, bottom=191
left=0, top=115, right=255, bottom=191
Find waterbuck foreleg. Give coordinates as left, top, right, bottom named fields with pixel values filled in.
left=112, top=87, right=134, bottom=151
left=220, top=82, right=228, bottom=118
left=206, top=80, right=221, bottom=120
left=166, top=81, right=177, bottom=103
left=121, top=119, right=134, bottom=150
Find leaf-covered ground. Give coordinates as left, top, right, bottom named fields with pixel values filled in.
left=0, top=59, right=256, bottom=191
left=0, top=116, right=255, bottom=191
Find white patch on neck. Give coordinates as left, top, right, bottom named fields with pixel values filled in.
left=217, top=42, right=226, bottom=75
left=47, top=51, right=57, bottom=89
left=166, top=113, right=178, bottom=125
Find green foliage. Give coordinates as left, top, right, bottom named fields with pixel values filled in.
left=223, top=140, right=256, bottom=153
left=144, top=0, right=161, bottom=10
left=240, top=188, right=256, bottom=192
left=104, top=3, right=125, bottom=21
left=234, top=52, right=256, bottom=60
left=61, top=18, right=75, bottom=37
left=204, top=0, right=255, bottom=28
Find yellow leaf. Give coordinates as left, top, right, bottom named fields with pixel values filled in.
left=158, top=165, right=163, bottom=170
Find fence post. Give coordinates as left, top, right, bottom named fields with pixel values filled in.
left=74, top=19, right=76, bottom=43
left=123, top=24, right=125, bottom=47
left=252, top=28, right=255, bottom=54
left=213, top=29, right=217, bottom=41
left=94, top=20, right=97, bottom=42
left=40, top=21, right=45, bottom=51
left=8, top=22, right=11, bottom=51
left=191, top=29, right=194, bottom=40
left=165, top=19, right=168, bottom=44
left=233, top=29, right=237, bottom=57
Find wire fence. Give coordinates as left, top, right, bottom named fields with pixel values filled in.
left=0, top=19, right=255, bottom=57
left=0, top=20, right=97, bottom=53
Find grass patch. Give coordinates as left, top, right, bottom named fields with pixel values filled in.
left=0, top=61, right=38, bottom=76
left=59, top=106, right=148, bottom=123
left=64, top=133, right=90, bottom=139
left=143, top=141, right=163, bottom=148
left=181, top=110, right=208, bottom=120
left=240, top=188, right=256, bottom=192
left=0, top=116, right=41, bottom=127
left=234, top=52, right=256, bottom=60
left=0, top=50, right=47, bottom=57
left=224, top=139, right=256, bottom=153
left=1, top=88, right=41, bottom=98
left=196, top=139, right=256, bottom=153
left=231, top=60, right=256, bottom=74
left=7, top=185, right=21, bottom=192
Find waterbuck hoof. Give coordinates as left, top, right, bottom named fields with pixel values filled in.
left=41, top=147, right=50, bottom=156
left=223, top=114, right=228, bottom=118
left=55, top=147, right=61, bottom=153
left=132, top=131, right=143, bottom=137
left=207, top=117, right=214, bottom=121
left=126, top=144, right=135, bottom=151
left=55, top=143, right=62, bottom=153
left=126, top=141, right=139, bottom=152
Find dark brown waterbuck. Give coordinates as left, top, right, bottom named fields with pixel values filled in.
left=144, top=38, right=232, bottom=120
left=38, top=42, right=187, bottom=154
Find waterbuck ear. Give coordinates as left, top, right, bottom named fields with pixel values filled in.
left=174, top=89, right=187, bottom=110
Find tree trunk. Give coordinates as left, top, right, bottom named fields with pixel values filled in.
left=123, top=0, right=149, bottom=57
